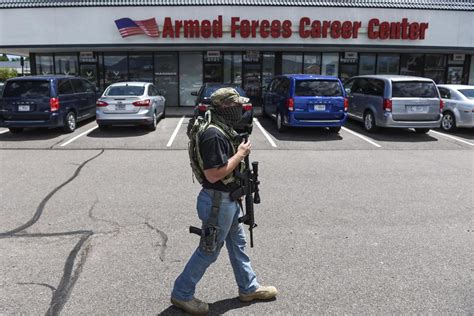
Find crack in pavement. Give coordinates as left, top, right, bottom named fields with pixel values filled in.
left=145, top=222, right=169, bottom=262
left=0, top=151, right=103, bottom=316
left=0, top=150, right=105, bottom=237
left=46, top=231, right=93, bottom=316
left=87, top=199, right=122, bottom=229
left=17, top=282, right=57, bottom=293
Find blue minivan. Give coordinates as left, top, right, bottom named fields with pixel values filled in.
left=0, top=75, right=98, bottom=133
left=262, top=74, right=348, bottom=132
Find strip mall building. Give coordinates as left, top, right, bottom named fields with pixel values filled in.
left=0, top=0, right=473, bottom=106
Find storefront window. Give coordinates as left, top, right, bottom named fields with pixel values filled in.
left=424, top=54, right=446, bottom=83
left=129, top=54, right=153, bottom=82
left=203, top=51, right=223, bottom=83
left=469, top=55, right=474, bottom=85
left=339, top=53, right=357, bottom=82
left=55, top=54, right=78, bottom=75
left=377, top=54, right=399, bottom=74
left=179, top=52, right=202, bottom=106
left=359, top=54, right=376, bottom=75
left=233, top=53, right=242, bottom=84
left=282, top=53, right=302, bottom=74
left=400, top=54, right=424, bottom=77
left=36, top=54, right=54, bottom=75
left=104, top=54, right=128, bottom=86
left=447, top=54, right=467, bottom=84
left=447, top=66, right=464, bottom=84
left=321, top=53, right=339, bottom=76
left=155, top=52, right=178, bottom=106
left=303, top=54, right=321, bottom=74
left=262, top=53, right=275, bottom=90
left=223, top=53, right=232, bottom=83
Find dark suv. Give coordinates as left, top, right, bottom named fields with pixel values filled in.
left=191, top=83, right=253, bottom=134
left=0, top=75, right=98, bottom=133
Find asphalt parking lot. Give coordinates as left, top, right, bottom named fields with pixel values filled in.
left=0, top=108, right=473, bottom=315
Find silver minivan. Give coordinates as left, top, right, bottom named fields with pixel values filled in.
left=344, top=75, right=442, bottom=133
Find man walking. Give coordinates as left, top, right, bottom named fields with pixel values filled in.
left=171, top=88, right=277, bottom=315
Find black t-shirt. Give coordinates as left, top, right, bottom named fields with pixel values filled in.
left=199, top=126, right=233, bottom=192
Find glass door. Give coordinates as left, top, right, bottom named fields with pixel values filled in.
left=179, top=52, right=203, bottom=106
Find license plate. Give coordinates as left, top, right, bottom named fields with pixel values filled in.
left=115, top=103, right=125, bottom=111
left=411, top=105, right=426, bottom=112
left=314, top=104, right=325, bottom=111
left=18, top=105, right=30, bottom=111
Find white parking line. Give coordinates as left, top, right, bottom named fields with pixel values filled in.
left=59, top=126, right=98, bottom=147
left=429, top=130, right=474, bottom=147
left=341, top=127, right=382, bottom=148
left=167, top=116, right=185, bottom=147
left=253, top=118, right=277, bottom=147
left=0, top=129, right=9, bottom=134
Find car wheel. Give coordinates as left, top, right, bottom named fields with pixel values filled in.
left=441, top=112, right=456, bottom=132
left=414, top=128, right=430, bottom=134
left=276, top=112, right=287, bottom=133
left=147, top=112, right=157, bottom=131
left=328, top=126, right=341, bottom=133
left=63, top=111, right=76, bottom=133
left=363, top=111, right=378, bottom=133
left=9, top=128, right=23, bottom=134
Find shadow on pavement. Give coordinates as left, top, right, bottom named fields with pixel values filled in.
left=87, top=125, right=152, bottom=138
left=344, top=120, right=439, bottom=143
left=159, top=297, right=276, bottom=315
left=256, top=116, right=343, bottom=142
left=0, top=117, right=95, bottom=142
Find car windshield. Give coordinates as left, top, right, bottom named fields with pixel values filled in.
left=203, top=86, right=246, bottom=98
left=295, top=80, right=343, bottom=97
left=105, top=85, right=145, bottom=96
left=458, top=89, right=474, bottom=99
left=392, top=81, right=438, bottom=98
left=3, top=80, right=50, bottom=98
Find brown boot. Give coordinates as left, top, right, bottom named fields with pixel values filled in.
left=170, top=296, right=209, bottom=315
left=239, top=285, right=278, bottom=302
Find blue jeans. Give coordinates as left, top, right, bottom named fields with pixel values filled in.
left=172, top=188, right=259, bottom=301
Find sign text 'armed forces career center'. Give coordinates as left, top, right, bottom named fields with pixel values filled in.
left=115, top=16, right=429, bottom=40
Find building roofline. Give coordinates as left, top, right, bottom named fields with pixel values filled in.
left=0, top=0, right=473, bottom=10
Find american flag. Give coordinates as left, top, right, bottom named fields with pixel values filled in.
left=114, top=18, right=160, bottom=38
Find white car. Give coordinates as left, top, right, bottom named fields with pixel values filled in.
left=437, top=84, right=474, bottom=131
left=96, top=82, right=166, bottom=131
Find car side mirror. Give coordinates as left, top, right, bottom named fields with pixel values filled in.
left=191, top=91, right=198, bottom=96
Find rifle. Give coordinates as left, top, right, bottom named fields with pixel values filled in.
left=231, top=133, right=260, bottom=248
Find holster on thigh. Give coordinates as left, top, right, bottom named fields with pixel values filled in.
left=189, top=191, right=222, bottom=255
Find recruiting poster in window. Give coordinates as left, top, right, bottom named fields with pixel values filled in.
left=447, top=67, right=463, bottom=84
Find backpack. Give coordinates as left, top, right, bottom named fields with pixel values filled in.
left=187, top=110, right=240, bottom=185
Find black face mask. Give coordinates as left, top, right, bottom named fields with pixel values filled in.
left=215, top=104, right=243, bottom=126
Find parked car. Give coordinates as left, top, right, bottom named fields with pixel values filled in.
left=262, top=74, right=348, bottom=133
left=344, top=75, right=442, bottom=133
left=96, top=82, right=166, bottom=131
left=191, top=83, right=252, bottom=115
left=0, top=75, right=98, bottom=133
left=0, top=82, right=4, bottom=95
left=437, top=84, right=474, bottom=131
left=191, top=83, right=253, bottom=134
